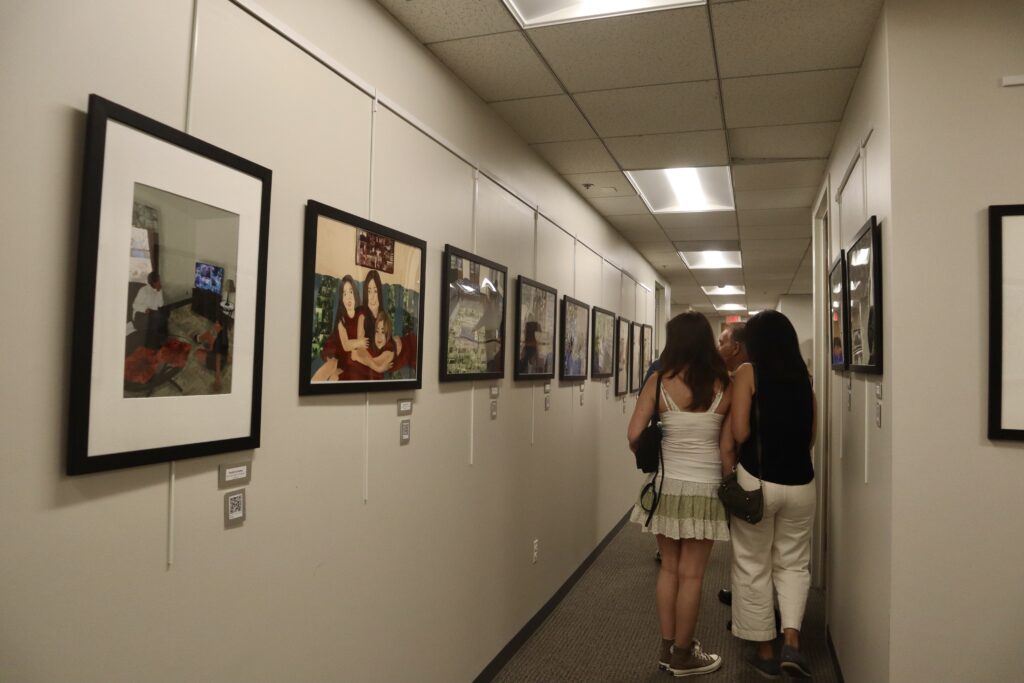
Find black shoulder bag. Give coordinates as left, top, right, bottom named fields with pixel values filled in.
left=717, top=366, right=765, bottom=524
left=636, top=372, right=665, bottom=526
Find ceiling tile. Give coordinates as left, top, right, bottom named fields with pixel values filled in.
left=729, top=122, right=839, bottom=160
left=674, top=240, right=741, bottom=252
left=563, top=171, right=636, bottom=198
left=740, top=223, right=811, bottom=240
left=531, top=139, right=619, bottom=174
left=664, top=225, right=740, bottom=241
left=605, top=130, right=729, bottom=169
left=609, top=214, right=661, bottom=232
left=711, top=0, right=884, bottom=78
left=732, top=160, right=826, bottom=191
left=722, top=68, right=858, bottom=128
left=429, top=32, right=563, bottom=102
left=659, top=210, right=737, bottom=230
left=734, top=187, right=818, bottom=211
left=526, top=7, right=716, bottom=92
left=691, top=268, right=746, bottom=287
left=738, top=207, right=812, bottom=227
left=575, top=80, right=722, bottom=137
left=623, top=228, right=670, bottom=246
left=743, top=238, right=809, bottom=259
left=643, top=250, right=685, bottom=268
left=492, top=95, right=594, bottom=143
left=588, top=195, right=648, bottom=216
left=377, top=0, right=518, bottom=43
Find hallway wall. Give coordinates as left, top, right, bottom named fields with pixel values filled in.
left=0, top=1, right=666, bottom=681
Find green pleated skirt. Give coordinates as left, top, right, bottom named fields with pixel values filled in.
left=629, top=476, right=730, bottom=541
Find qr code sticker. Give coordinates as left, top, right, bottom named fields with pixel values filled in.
left=227, top=491, right=245, bottom=521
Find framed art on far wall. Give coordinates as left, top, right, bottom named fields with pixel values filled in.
left=846, top=215, right=882, bottom=374
left=591, top=306, right=615, bottom=379
left=440, top=245, right=508, bottom=381
left=67, top=95, right=272, bottom=475
left=615, top=317, right=630, bottom=396
left=988, top=204, right=1024, bottom=440
left=299, top=201, right=426, bottom=395
left=829, top=250, right=850, bottom=370
left=630, top=321, right=643, bottom=392
left=560, top=296, right=589, bottom=380
left=514, top=276, right=556, bottom=380
left=641, top=324, right=654, bottom=381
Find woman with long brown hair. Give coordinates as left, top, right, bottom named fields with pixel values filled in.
left=628, top=312, right=736, bottom=677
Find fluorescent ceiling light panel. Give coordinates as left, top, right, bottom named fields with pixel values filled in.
left=679, top=250, right=743, bottom=270
left=714, top=303, right=747, bottom=312
left=503, top=0, right=705, bottom=28
left=625, top=166, right=734, bottom=213
left=701, top=285, right=746, bottom=296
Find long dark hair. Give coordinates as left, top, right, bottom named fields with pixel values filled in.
left=744, top=310, right=810, bottom=387
left=334, top=275, right=358, bottom=326
left=362, top=270, right=384, bottom=339
left=659, top=312, right=729, bottom=411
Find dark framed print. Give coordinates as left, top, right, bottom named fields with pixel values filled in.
left=440, top=245, right=508, bottom=381
left=829, top=250, right=850, bottom=370
left=846, top=215, right=882, bottom=373
left=641, top=324, right=654, bottom=381
left=299, top=201, right=426, bottom=395
left=988, top=204, right=1024, bottom=440
left=591, top=306, right=615, bottom=379
left=514, top=276, right=556, bottom=380
left=630, top=321, right=643, bottom=392
left=615, top=317, right=630, bottom=396
left=67, top=95, right=272, bottom=475
left=560, top=296, right=589, bottom=380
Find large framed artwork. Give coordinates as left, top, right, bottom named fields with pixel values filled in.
left=829, top=250, right=850, bottom=370
left=630, top=321, right=643, bottom=392
left=988, top=204, right=1024, bottom=440
left=591, top=306, right=615, bottom=379
left=641, top=324, right=654, bottom=382
left=560, top=296, right=589, bottom=380
left=514, top=276, right=556, bottom=380
left=846, top=216, right=882, bottom=374
left=299, top=201, right=426, bottom=395
left=67, top=95, right=272, bottom=475
left=615, top=317, right=630, bottom=396
left=440, top=245, right=508, bottom=381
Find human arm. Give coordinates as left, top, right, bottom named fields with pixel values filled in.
left=339, top=320, right=368, bottom=352
left=730, top=363, right=754, bottom=445
left=627, top=372, right=659, bottom=453
left=351, top=348, right=394, bottom=373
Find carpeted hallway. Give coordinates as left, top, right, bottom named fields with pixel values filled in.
left=491, top=518, right=838, bottom=682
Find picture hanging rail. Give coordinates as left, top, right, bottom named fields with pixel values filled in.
left=67, top=95, right=272, bottom=475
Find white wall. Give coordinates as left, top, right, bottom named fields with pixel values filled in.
left=885, top=1, right=1024, bottom=681
left=0, top=1, right=666, bottom=681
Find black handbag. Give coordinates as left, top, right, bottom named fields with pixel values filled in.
left=718, top=366, right=765, bottom=524
left=636, top=373, right=665, bottom=526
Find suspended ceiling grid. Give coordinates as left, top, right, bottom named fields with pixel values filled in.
left=376, top=0, right=884, bottom=313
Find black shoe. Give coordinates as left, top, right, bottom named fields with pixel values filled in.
left=725, top=620, right=731, bottom=632
left=654, top=550, right=661, bottom=562
left=780, top=644, right=811, bottom=678
left=748, top=654, right=782, bottom=679
left=718, top=589, right=732, bottom=606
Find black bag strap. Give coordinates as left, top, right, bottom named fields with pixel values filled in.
left=643, top=372, right=665, bottom=527
left=751, top=364, right=764, bottom=489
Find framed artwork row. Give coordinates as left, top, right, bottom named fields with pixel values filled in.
left=829, top=216, right=882, bottom=375
left=591, top=307, right=615, bottom=379
left=615, top=317, right=630, bottom=396
left=988, top=204, right=1024, bottom=440
left=560, top=296, right=589, bottom=380
left=440, top=244, right=508, bottom=382
left=630, top=321, right=642, bottom=393
left=514, top=276, right=556, bottom=380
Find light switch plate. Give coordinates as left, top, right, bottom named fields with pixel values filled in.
left=224, top=489, right=246, bottom=527
left=399, top=419, right=411, bottom=445
left=219, top=462, right=251, bottom=488
left=490, top=400, right=498, bottom=419
left=397, top=398, right=413, bottom=416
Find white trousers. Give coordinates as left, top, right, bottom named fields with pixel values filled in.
left=729, top=463, right=816, bottom=641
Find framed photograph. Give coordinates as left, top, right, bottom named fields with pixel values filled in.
left=513, top=276, right=556, bottom=380
left=641, top=324, right=654, bottom=382
left=988, top=204, right=1024, bottom=440
left=67, top=95, right=271, bottom=475
left=829, top=250, right=850, bottom=370
left=591, top=306, right=615, bottom=379
left=299, top=201, right=426, bottom=394
left=846, top=216, right=882, bottom=374
left=615, top=317, right=630, bottom=396
left=560, top=296, right=589, bottom=380
left=440, top=245, right=508, bottom=381
left=630, top=321, right=643, bottom=392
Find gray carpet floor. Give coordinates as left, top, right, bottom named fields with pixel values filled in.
left=491, top=519, right=838, bottom=682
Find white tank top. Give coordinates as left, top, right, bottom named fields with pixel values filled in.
left=658, top=382, right=725, bottom=484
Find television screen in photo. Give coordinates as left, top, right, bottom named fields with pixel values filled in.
left=195, top=262, right=224, bottom=295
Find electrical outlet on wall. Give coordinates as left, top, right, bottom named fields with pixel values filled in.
left=532, top=539, right=539, bottom=564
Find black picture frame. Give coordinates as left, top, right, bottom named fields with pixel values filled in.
left=615, top=317, right=630, bottom=396
left=440, top=244, right=508, bottom=382
left=829, top=250, right=850, bottom=371
left=67, top=94, right=272, bottom=475
left=560, top=296, right=589, bottom=380
left=591, top=306, right=615, bottom=379
left=299, top=201, right=427, bottom=395
left=630, top=321, right=643, bottom=392
left=641, top=324, right=654, bottom=381
left=846, top=215, right=882, bottom=374
left=513, top=275, right=557, bottom=381
left=988, top=204, right=1024, bottom=440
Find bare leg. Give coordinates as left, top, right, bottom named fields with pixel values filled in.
left=673, top=538, right=714, bottom=648
left=783, top=627, right=800, bottom=649
left=655, top=534, right=681, bottom=640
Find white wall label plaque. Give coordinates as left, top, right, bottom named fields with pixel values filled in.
left=219, top=462, right=251, bottom=487
left=397, top=399, right=413, bottom=416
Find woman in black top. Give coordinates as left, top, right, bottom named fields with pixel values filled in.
left=729, top=310, right=816, bottom=679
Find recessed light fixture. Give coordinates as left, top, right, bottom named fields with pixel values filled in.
left=701, top=285, right=745, bottom=296
left=625, top=166, right=734, bottom=213
left=679, top=250, right=742, bottom=270
left=502, top=0, right=706, bottom=28
left=714, top=303, right=746, bottom=312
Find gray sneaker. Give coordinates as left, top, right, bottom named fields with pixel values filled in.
left=748, top=654, right=781, bottom=679
left=659, top=640, right=673, bottom=670
left=668, top=640, right=722, bottom=677
left=780, top=644, right=811, bottom=678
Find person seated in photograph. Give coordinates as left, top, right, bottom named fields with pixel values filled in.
left=317, top=275, right=366, bottom=381
left=132, top=271, right=168, bottom=349
left=194, top=315, right=230, bottom=391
